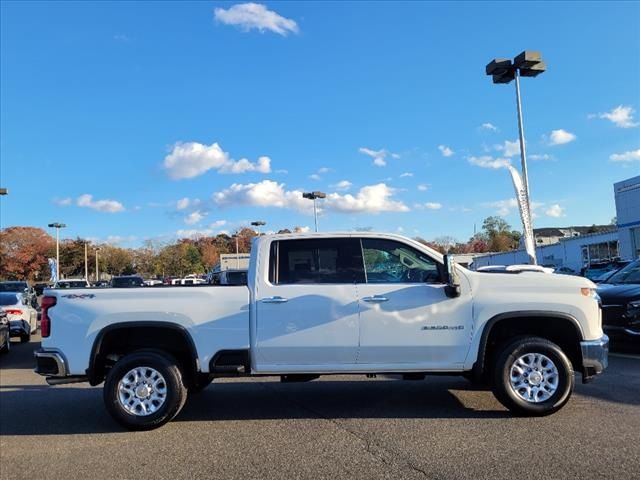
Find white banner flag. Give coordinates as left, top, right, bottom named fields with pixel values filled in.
left=507, top=165, right=536, bottom=264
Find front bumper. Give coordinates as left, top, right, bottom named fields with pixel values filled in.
left=580, top=335, right=609, bottom=383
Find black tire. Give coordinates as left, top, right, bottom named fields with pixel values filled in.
left=492, top=336, right=574, bottom=416
left=103, top=351, right=188, bottom=431
left=20, top=330, right=31, bottom=343
left=0, top=337, right=10, bottom=354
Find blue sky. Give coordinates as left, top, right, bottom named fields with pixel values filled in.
left=1, top=1, right=639, bottom=247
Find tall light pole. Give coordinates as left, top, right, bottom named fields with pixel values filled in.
left=232, top=233, right=240, bottom=269
left=486, top=51, right=545, bottom=264
left=251, top=221, right=266, bottom=235
left=48, top=223, right=66, bottom=280
left=302, top=191, right=326, bottom=232
left=84, top=242, right=89, bottom=281
left=94, top=247, right=101, bottom=282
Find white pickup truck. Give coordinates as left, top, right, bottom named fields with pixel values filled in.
left=35, top=232, right=608, bottom=430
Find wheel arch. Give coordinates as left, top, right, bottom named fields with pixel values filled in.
left=472, top=311, right=585, bottom=383
left=88, top=321, right=199, bottom=386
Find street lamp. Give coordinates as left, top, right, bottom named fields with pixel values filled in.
left=486, top=50, right=545, bottom=265
left=251, top=221, right=266, bottom=234
left=302, top=191, right=326, bottom=232
left=94, top=247, right=101, bottom=282
left=231, top=233, right=240, bottom=269
left=48, top=223, right=66, bottom=281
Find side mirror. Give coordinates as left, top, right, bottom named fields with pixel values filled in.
left=443, top=254, right=461, bottom=298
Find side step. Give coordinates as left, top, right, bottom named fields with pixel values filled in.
left=211, top=365, right=245, bottom=375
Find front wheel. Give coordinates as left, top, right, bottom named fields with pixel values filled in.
left=492, top=336, right=574, bottom=416
left=103, top=351, right=188, bottom=430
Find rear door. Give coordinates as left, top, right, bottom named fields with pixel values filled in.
left=254, top=237, right=364, bottom=370
left=356, top=238, right=473, bottom=369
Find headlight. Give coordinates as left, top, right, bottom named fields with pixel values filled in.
left=628, top=301, right=640, bottom=314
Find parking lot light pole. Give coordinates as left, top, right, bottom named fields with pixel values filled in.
left=302, top=191, right=326, bottom=232
left=48, top=223, right=66, bottom=281
left=486, top=51, right=545, bottom=264
left=94, top=247, right=101, bottom=282
left=251, top=221, right=266, bottom=235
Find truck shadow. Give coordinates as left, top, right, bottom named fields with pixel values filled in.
left=0, top=378, right=509, bottom=436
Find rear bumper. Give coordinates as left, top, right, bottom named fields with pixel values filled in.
left=580, top=335, right=609, bottom=383
left=9, top=319, right=28, bottom=336
left=34, top=349, right=68, bottom=377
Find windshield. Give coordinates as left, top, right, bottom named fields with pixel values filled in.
left=0, top=282, right=27, bottom=292
left=57, top=281, right=88, bottom=288
left=112, top=277, right=144, bottom=288
left=606, top=260, right=640, bottom=285
left=0, top=293, right=20, bottom=306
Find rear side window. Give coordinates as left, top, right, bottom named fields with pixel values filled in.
left=269, top=238, right=364, bottom=284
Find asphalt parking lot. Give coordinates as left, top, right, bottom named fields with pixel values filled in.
left=1, top=335, right=639, bottom=480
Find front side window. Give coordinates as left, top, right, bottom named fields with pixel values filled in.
left=361, top=238, right=442, bottom=284
left=270, top=238, right=365, bottom=284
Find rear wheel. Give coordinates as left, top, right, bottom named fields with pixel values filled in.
left=0, top=336, right=10, bottom=354
left=492, top=336, right=574, bottom=416
left=103, top=351, right=188, bottom=430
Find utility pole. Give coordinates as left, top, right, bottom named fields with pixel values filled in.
left=84, top=242, right=89, bottom=281
left=48, top=223, right=67, bottom=281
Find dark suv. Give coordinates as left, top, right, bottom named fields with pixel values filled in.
left=597, top=259, right=640, bottom=341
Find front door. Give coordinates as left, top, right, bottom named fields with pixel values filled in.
left=356, top=238, right=473, bottom=369
left=254, top=237, right=364, bottom=371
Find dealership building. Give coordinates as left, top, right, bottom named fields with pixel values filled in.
left=472, top=174, right=640, bottom=271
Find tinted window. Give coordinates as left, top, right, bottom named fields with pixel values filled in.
left=361, top=238, right=442, bottom=284
left=111, top=277, right=144, bottom=288
left=607, top=260, right=640, bottom=285
left=270, top=238, right=364, bottom=284
left=226, top=271, right=247, bottom=285
left=0, top=282, right=27, bottom=292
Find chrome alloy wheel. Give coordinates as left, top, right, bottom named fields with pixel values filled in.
left=117, top=366, right=168, bottom=416
left=509, top=353, right=559, bottom=403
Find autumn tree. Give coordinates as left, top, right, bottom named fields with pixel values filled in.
left=0, top=227, right=54, bottom=280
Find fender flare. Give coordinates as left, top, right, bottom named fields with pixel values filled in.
left=471, top=311, right=584, bottom=382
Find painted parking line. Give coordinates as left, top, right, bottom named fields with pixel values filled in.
left=609, top=352, right=640, bottom=360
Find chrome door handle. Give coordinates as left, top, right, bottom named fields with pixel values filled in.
left=362, top=295, right=389, bottom=303
left=261, top=296, right=289, bottom=304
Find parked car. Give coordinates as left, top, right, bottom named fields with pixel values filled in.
left=144, top=279, right=163, bottom=287
left=0, top=281, right=29, bottom=292
left=0, top=291, right=38, bottom=342
left=54, top=279, right=91, bottom=289
left=582, top=260, right=630, bottom=281
left=111, top=276, right=145, bottom=288
left=35, top=232, right=608, bottom=430
left=92, top=280, right=110, bottom=288
left=597, top=259, right=640, bottom=340
left=210, top=269, right=248, bottom=285
left=0, top=310, right=10, bottom=354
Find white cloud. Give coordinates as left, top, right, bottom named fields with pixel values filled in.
left=480, top=123, right=499, bottom=132
left=214, top=3, right=299, bottom=36
left=529, top=154, right=552, bottom=161
left=494, top=140, right=520, bottom=157
left=359, top=147, right=398, bottom=167
left=399, top=172, right=413, bottom=178
left=417, top=184, right=429, bottom=191
left=609, top=149, right=640, bottom=163
left=163, top=141, right=271, bottom=180
left=591, top=105, right=638, bottom=128
left=548, top=129, right=576, bottom=146
left=293, top=226, right=311, bottom=233
left=105, top=235, right=137, bottom=245
left=317, top=167, right=332, bottom=174
left=545, top=204, right=564, bottom=217
left=308, top=173, right=321, bottom=181
left=482, top=198, right=518, bottom=216
left=333, top=180, right=353, bottom=191
left=176, top=197, right=200, bottom=210
left=415, top=202, right=442, bottom=210
left=77, top=194, right=125, bottom=213
left=275, top=169, right=288, bottom=174
left=184, top=210, right=206, bottom=225
left=176, top=229, right=215, bottom=239
left=438, top=145, right=454, bottom=157
left=210, top=220, right=227, bottom=229
left=213, top=180, right=409, bottom=214
left=468, top=155, right=511, bottom=169
left=54, top=197, right=72, bottom=206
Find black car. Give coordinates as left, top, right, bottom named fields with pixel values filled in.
left=597, top=259, right=640, bottom=341
left=110, top=275, right=145, bottom=288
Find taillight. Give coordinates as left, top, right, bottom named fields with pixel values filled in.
left=4, top=309, right=23, bottom=315
left=41, top=296, right=57, bottom=338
